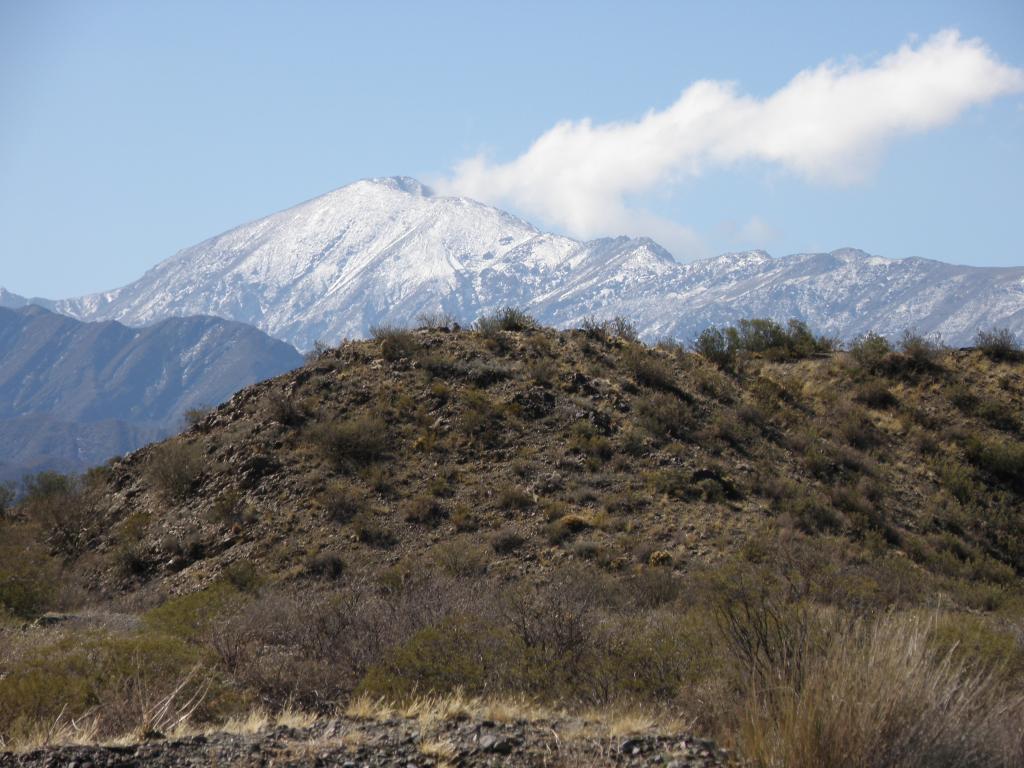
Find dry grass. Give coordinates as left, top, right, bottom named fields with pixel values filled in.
left=0, top=706, right=98, bottom=753
left=344, top=690, right=553, bottom=727
left=738, top=613, right=1024, bottom=768
left=216, top=704, right=316, bottom=735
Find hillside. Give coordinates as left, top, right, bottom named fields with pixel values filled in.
left=2, top=314, right=1023, bottom=765
left=9, top=177, right=1022, bottom=348
left=0, top=306, right=303, bottom=480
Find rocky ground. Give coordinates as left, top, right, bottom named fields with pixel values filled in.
left=2, top=714, right=730, bottom=767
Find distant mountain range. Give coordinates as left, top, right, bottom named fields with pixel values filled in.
left=4, top=177, right=1020, bottom=350
left=0, top=306, right=302, bottom=482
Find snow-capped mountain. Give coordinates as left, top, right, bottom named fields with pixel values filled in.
left=15, top=177, right=1024, bottom=348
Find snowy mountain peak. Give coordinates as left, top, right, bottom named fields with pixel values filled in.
left=32, top=177, right=1024, bottom=348
left=365, top=175, right=436, bottom=197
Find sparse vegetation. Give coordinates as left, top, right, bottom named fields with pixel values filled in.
left=2, top=317, right=1022, bottom=762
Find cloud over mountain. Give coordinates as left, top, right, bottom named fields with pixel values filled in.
left=440, top=30, right=1024, bottom=257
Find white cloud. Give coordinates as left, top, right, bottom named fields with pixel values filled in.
left=437, top=30, right=1023, bottom=259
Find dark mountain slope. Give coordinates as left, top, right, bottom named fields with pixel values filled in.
left=0, top=306, right=303, bottom=480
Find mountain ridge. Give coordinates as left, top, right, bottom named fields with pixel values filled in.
left=4, top=177, right=1023, bottom=349
left=0, top=306, right=303, bottom=480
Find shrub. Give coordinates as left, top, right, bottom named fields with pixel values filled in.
left=0, top=482, right=14, bottom=519
left=144, top=583, right=240, bottom=641
left=581, top=315, right=639, bottom=343
left=694, top=327, right=736, bottom=370
left=18, top=472, right=95, bottom=556
left=222, top=561, right=263, bottom=593
left=474, top=306, right=537, bottom=334
left=305, top=552, right=345, bottom=580
left=370, top=323, right=419, bottom=360
left=321, top=483, right=371, bottom=522
left=0, top=631, right=214, bottom=742
left=0, top=528, right=56, bottom=620
left=848, top=332, right=894, bottom=374
left=898, top=329, right=945, bottom=373
left=974, top=327, right=1023, bottom=362
left=738, top=614, right=1024, bottom=768
left=436, top=494, right=470, bottom=523
left=264, top=391, right=305, bottom=426
left=309, top=414, right=388, bottom=469
left=527, top=357, right=558, bottom=387
left=458, top=388, right=504, bottom=445
left=854, top=382, right=898, bottom=409
left=496, top=485, right=534, bottom=511
left=622, top=346, right=678, bottom=391
left=415, top=310, right=457, bottom=330
left=147, top=441, right=205, bottom=502
left=183, top=406, right=212, bottom=429
left=432, top=540, right=490, bottom=577
left=975, top=398, right=1020, bottom=432
left=403, top=495, right=446, bottom=525
left=635, top=392, right=695, bottom=442
left=964, top=437, right=1024, bottom=491
left=353, top=513, right=397, bottom=547
left=492, top=530, right=526, bottom=554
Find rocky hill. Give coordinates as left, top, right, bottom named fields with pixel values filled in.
left=8, top=177, right=1023, bottom=349
left=1, top=314, right=1022, bottom=765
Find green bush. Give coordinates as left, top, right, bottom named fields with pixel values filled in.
left=0, top=481, right=15, bottom=519
left=144, top=582, right=241, bottom=641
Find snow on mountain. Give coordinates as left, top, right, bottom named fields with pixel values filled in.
left=27, top=177, right=1024, bottom=349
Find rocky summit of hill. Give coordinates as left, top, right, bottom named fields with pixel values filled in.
left=2, top=315, right=1023, bottom=765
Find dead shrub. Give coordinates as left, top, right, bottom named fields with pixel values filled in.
left=147, top=442, right=205, bottom=502
left=309, top=414, right=388, bottom=469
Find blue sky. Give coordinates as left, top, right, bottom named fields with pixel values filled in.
left=1, top=0, right=1022, bottom=298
